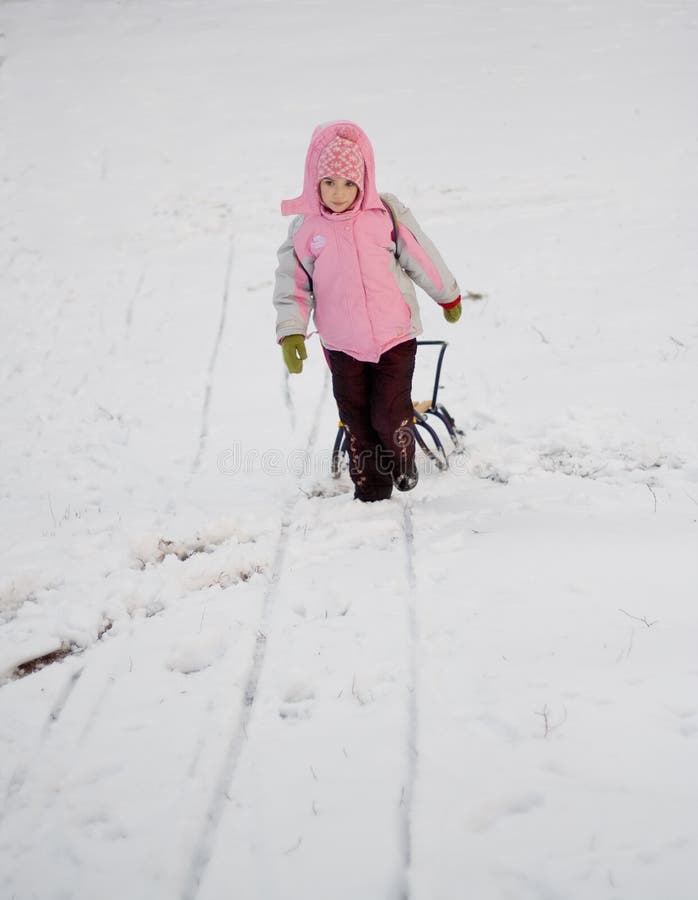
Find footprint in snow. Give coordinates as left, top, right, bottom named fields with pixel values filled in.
left=677, top=711, right=698, bottom=737
left=293, top=590, right=350, bottom=620
left=165, top=635, right=226, bottom=674
left=279, top=682, right=315, bottom=720
left=467, top=791, right=545, bottom=833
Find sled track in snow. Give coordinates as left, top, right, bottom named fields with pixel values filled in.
left=399, top=499, right=419, bottom=900
left=183, top=370, right=422, bottom=900
left=181, top=370, right=330, bottom=900
left=1, top=663, right=84, bottom=820
left=193, top=236, right=235, bottom=473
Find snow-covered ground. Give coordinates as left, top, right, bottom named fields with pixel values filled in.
left=1, top=1, right=697, bottom=898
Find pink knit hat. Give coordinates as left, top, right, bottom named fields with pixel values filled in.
left=317, top=136, right=365, bottom=192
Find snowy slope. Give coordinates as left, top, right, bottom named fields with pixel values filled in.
left=1, top=1, right=697, bottom=898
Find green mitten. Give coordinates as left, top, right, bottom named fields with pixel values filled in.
left=442, top=299, right=462, bottom=323
left=281, top=334, right=307, bottom=374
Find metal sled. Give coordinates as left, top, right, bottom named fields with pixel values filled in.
left=330, top=339, right=464, bottom=478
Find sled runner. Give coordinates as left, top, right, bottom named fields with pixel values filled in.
left=330, top=339, right=464, bottom=477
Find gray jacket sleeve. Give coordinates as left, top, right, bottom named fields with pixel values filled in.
left=383, top=193, right=460, bottom=304
left=273, top=216, right=313, bottom=342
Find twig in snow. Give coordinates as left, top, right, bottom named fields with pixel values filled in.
left=97, top=404, right=116, bottom=421
left=531, top=325, right=551, bottom=345
left=47, top=494, right=57, bottom=529
left=646, top=482, right=658, bottom=512
left=536, top=705, right=551, bottom=738
left=619, top=609, right=658, bottom=628
left=351, top=674, right=372, bottom=705
left=310, top=766, right=318, bottom=781
left=617, top=628, right=635, bottom=662
left=283, top=836, right=303, bottom=854
left=536, top=704, right=567, bottom=738
left=669, top=336, right=685, bottom=349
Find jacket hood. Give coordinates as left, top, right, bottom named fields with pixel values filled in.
left=281, top=121, right=383, bottom=216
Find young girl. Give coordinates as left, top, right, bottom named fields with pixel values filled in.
left=273, top=120, right=462, bottom=502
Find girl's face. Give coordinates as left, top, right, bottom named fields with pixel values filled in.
left=319, top=177, right=359, bottom=213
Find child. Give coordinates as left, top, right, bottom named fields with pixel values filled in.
left=273, top=121, right=462, bottom=502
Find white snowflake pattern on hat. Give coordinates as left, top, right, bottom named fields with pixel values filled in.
left=317, top=136, right=365, bottom=191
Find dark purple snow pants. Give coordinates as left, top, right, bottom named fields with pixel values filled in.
left=327, top=339, right=417, bottom=502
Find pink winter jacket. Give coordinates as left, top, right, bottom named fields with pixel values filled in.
left=273, top=121, right=460, bottom=364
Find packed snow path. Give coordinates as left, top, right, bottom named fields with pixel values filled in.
left=188, top=493, right=421, bottom=900
left=1, top=1, right=697, bottom=899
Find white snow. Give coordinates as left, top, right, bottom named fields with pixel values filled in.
left=1, top=1, right=697, bottom=898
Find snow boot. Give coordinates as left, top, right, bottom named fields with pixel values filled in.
left=393, top=463, right=419, bottom=492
